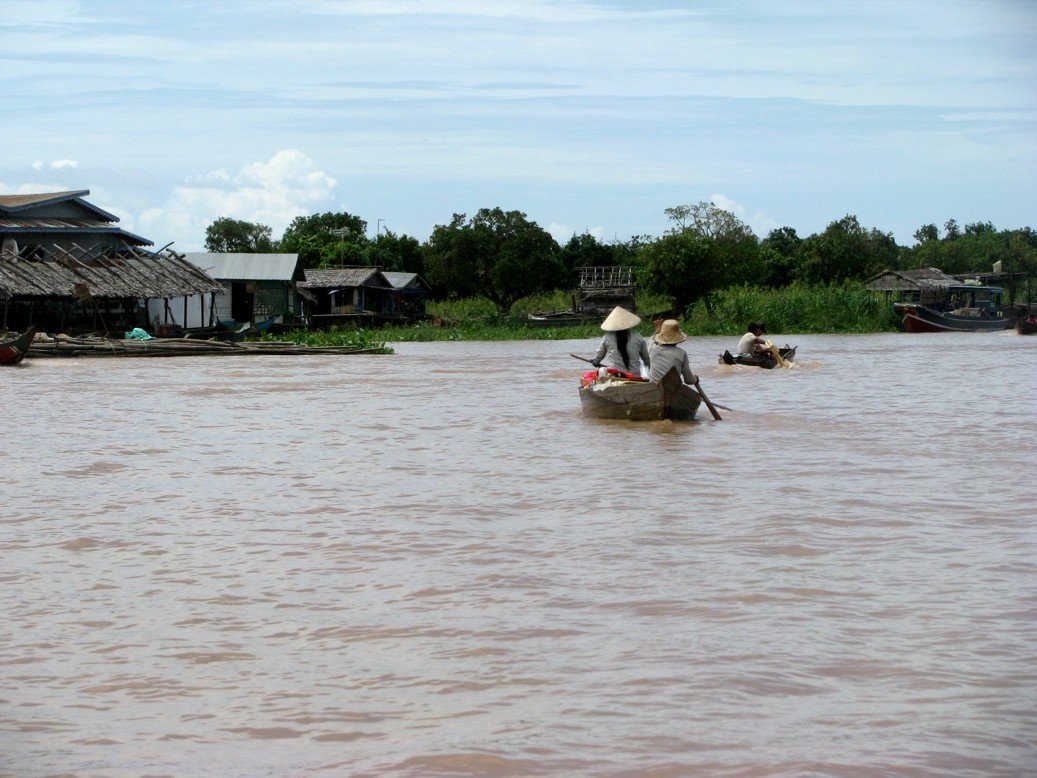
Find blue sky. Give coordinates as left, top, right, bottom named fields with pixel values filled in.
left=4, top=0, right=1035, bottom=251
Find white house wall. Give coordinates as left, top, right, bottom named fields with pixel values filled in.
left=145, top=294, right=215, bottom=329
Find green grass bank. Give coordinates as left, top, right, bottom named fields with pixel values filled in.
left=260, top=281, right=899, bottom=348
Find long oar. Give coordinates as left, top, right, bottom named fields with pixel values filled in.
left=694, top=380, right=723, bottom=421
left=570, top=353, right=731, bottom=413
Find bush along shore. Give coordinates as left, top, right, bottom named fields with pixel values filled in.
left=264, top=281, right=900, bottom=346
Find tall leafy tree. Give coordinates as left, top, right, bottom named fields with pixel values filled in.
left=204, top=217, right=275, bottom=252
left=760, top=226, right=803, bottom=287
left=795, top=215, right=898, bottom=283
left=557, top=233, right=619, bottom=288
left=278, top=211, right=368, bottom=269
left=364, top=231, right=425, bottom=274
left=424, top=208, right=562, bottom=311
left=638, top=202, right=761, bottom=309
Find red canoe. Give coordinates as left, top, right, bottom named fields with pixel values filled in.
left=0, top=327, right=36, bottom=365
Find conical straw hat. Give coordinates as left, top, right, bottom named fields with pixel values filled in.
left=600, top=306, right=641, bottom=332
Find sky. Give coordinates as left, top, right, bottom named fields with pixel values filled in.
left=3, top=0, right=1036, bottom=252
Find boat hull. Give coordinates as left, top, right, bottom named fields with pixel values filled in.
left=0, top=327, right=36, bottom=365
left=897, top=304, right=1011, bottom=333
left=1016, top=317, right=1037, bottom=335
left=579, top=367, right=701, bottom=421
left=719, top=345, right=796, bottom=369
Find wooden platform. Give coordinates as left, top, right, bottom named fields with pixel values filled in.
left=26, top=335, right=387, bottom=358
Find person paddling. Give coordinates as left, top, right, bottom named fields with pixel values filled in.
left=591, top=306, right=651, bottom=377
left=648, top=320, right=698, bottom=385
left=736, top=322, right=768, bottom=357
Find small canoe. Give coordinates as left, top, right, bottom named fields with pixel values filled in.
left=0, top=326, right=36, bottom=365
left=719, top=345, right=796, bottom=369
left=579, top=366, right=701, bottom=421
left=1016, top=316, right=1037, bottom=335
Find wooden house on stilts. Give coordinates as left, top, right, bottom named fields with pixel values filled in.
left=0, top=190, right=221, bottom=335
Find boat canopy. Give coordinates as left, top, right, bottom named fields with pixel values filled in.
left=947, top=284, right=1002, bottom=314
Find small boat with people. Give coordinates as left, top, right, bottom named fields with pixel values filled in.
left=719, top=344, right=796, bottom=369
left=894, top=282, right=1012, bottom=333
left=576, top=307, right=723, bottom=421
left=579, top=366, right=702, bottom=421
left=0, top=326, right=36, bottom=365
left=1016, top=312, right=1037, bottom=335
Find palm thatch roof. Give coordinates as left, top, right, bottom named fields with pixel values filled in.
left=864, top=268, right=959, bottom=293
left=0, top=247, right=223, bottom=301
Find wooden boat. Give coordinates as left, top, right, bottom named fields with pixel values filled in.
left=719, top=344, right=796, bottom=369
left=896, top=304, right=1012, bottom=333
left=579, top=366, right=701, bottom=421
left=893, top=284, right=1011, bottom=333
left=1016, top=315, right=1037, bottom=335
left=0, top=326, right=36, bottom=365
left=527, top=311, right=599, bottom=327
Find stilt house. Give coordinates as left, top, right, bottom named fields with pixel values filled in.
left=0, top=190, right=221, bottom=334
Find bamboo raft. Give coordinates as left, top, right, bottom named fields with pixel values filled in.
left=25, top=335, right=387, bottom=358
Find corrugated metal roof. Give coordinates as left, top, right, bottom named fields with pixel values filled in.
left=0, top=252, right=223, bottom=300
left=185, top=253, right=300, bottom=281
left=0, top=189, right=120, bottom=222
left=0, top=190, right=90, bottom=211
left=0, top=217, right=151, bottom=246
left=382, top=271, right=430, bottom=291
left=299, top=267, right=386, bottom=288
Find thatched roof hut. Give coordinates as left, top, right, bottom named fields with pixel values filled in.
left=864, top=268, right=960, bottom=306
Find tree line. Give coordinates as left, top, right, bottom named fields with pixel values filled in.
left=204, top=204, right=1037, bottom=313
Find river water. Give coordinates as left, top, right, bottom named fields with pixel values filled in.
left=2, top=332, right=1035, bottom=777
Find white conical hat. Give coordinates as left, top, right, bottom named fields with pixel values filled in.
left=600, top=306, right=641, bottom=331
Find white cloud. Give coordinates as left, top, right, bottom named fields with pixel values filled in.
left=0, top=180, right=68, bottom=194
left=138, top=150, right=339, bottom=250
left=710, top=194, right=779, bottom=239
left=29, top=159, right=78, bottom=172
left=547, top=223, right=604, bottom=245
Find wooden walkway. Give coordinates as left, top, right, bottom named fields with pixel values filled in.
left=26, top=335, right=387, bottom=358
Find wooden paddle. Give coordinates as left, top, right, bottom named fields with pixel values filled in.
left=571, top=353, right=731, bottom=413
left=694, top=380, right=723, bottom=421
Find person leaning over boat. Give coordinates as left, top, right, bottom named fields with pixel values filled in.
left=648, top=320, right=698, bottom=385
left=736, top=322, right=768, bottom=357
left=591, top=306, right=651, bottom=377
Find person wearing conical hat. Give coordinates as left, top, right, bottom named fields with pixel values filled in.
left=591, top=306, right=651, bottom=376
left=648, top=319, right=698, bottom=385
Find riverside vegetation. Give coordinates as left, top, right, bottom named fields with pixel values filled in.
left=221, top=200, right=1034, bottom=348
left=260, top=282, right=898, bottom=349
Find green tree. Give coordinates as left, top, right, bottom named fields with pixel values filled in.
left=795, top=215, right=898, bottom=283
left=364, top=231, right=425, bottom=274
left=557, top=233, right=619, bottom=288
left=760, top=226, right=802, bottom=287
left=913, top=224, right=939, bottom=244
left=204, top=217, right=275, bottom=253
left=424, top=208, right=562, bottom=311
left=279, top=212, right=368, bottom=269
left=637, top=202, right=761, bottom=309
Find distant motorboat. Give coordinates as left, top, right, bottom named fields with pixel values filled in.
left=894, top=283, right=1011, bottom=333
